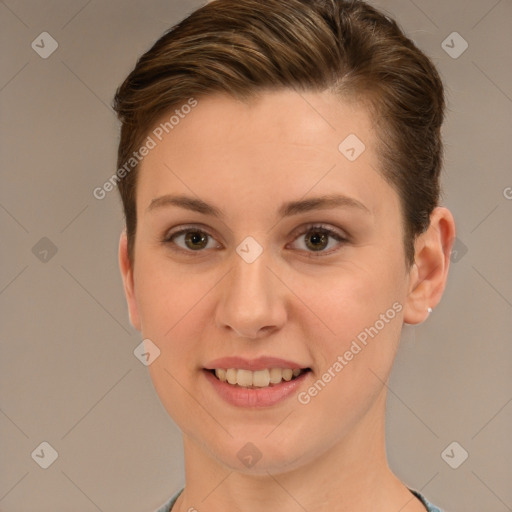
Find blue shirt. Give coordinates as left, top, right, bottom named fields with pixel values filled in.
left=156, top=488, right=443, bottom=511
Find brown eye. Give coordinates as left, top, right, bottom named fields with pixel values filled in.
left=304, top=230, right=329, bottom=251
left=289, top=225, right=347, bottom=256
left=184, top=231, right=209, bottom=250
left=165, top=227, right=220, bottom=253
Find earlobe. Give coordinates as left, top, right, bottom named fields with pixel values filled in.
left=119, top=231, right=141, bottom=331
left=403, top=207, right=456, bottom=325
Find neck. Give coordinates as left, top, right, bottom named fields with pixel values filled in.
left=174, top=389, right=425, bottom=512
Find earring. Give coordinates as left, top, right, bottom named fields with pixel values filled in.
left=427, top=307, right=433, bottom=314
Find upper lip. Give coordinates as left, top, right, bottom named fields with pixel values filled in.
left=204, top=356, right=308, bottom=371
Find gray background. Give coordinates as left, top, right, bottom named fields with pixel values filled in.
left=1, top=0, right=511, bottom=511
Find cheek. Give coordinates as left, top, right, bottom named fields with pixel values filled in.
left=304, top=259, right=404, bottom=336
left=135, top=261, right=216, bottom=423
left=298, top=255, right=406, bottom=385
left=291, top=273, right=403, bottom=442
left=132, top=257, right=217, bottom=394
left=134, top=254, right=213, bottom=335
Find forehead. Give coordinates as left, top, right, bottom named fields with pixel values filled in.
left=150, top=89, right=373, bottom=154
left=136, top=89, right=398, bottom=222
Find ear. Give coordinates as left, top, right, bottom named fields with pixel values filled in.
left=119, top=231, right=141, bottom=331
left=403, top=207, right=456, bottom=325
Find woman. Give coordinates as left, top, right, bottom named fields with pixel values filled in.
left=114, top=1, right=455, bottom=510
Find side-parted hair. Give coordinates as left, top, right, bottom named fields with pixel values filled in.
left=113, top=0, right=445, bottom=265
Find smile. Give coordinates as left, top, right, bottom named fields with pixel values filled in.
left=210, top=367, right=309, bottom=388
left=203, top=367, right=312, bottom=408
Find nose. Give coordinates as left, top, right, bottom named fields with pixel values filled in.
left=215, top=249, right=287, bottom=339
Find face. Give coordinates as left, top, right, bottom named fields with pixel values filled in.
left=122, top=90, right=416, bottom=473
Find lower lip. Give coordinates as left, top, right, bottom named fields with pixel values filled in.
left=203, top=369, right=310, bottom=408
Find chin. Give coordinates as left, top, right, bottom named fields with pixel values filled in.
left=206, top=432, right=310, bottom=475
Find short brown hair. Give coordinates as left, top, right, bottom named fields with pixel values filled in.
left=113, top=0, right=445, bottom=265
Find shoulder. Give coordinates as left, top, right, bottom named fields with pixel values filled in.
left=410, top=489, right=444, bottom=512
left=155, top=488, right=184, bottom=512
left=157, top=488, right=443, bottom=512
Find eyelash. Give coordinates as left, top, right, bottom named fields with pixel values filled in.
left=162, top=224, right=348, bottom=258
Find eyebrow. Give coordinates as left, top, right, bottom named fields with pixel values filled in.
left=146, top=193, right=371, bottom=218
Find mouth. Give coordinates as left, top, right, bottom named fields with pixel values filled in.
left=204, top=367, right=312, bottom=389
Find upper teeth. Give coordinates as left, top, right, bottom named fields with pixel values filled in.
left=214, top=368, right=302, bottom=388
